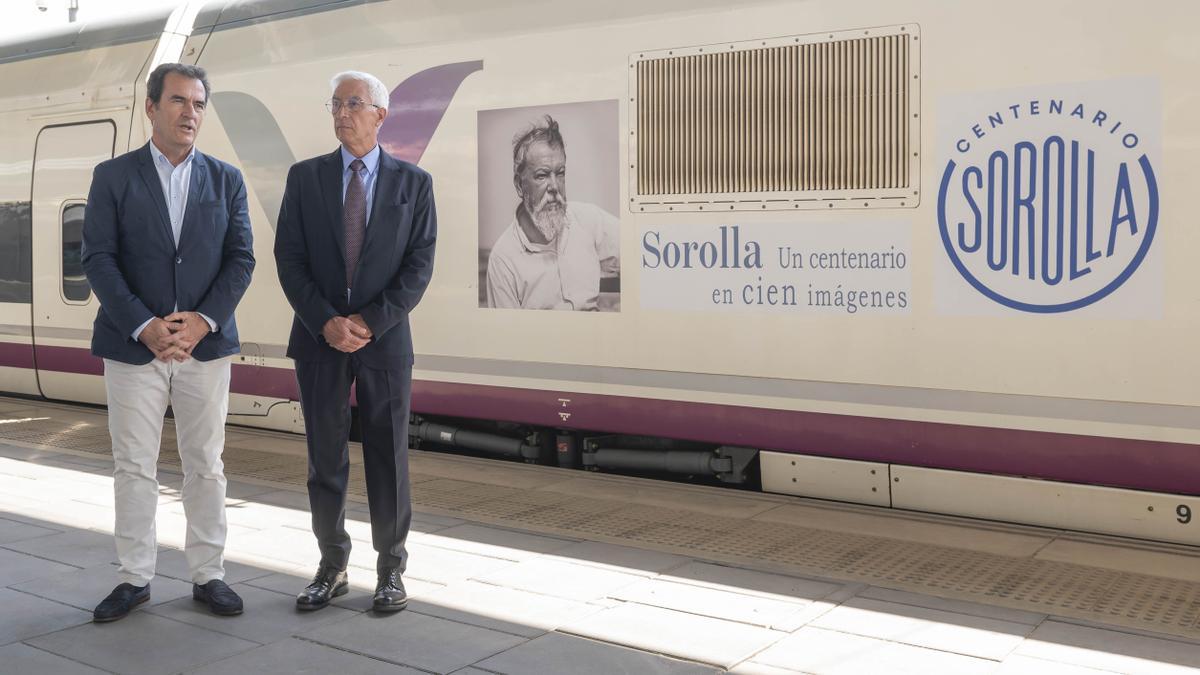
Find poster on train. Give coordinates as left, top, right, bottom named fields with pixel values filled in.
left=639, top=221, right=911, bottom=315
left=934, top=78, right=1163, bottom=317
left=477, top=99, right=621, bottom=312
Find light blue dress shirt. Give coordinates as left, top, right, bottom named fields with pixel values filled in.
left=131, top=141, right=216, bottom=341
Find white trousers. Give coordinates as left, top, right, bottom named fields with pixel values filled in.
left=104, top=356, right=231, bottom=586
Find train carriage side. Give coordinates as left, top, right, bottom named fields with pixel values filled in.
left=2, top=0, right=1199, bottom=544
left=0, top=11, right=176, bottom=404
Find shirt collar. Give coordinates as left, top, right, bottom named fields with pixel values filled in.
left=341, top=144, right=381, bottom=177
left=149, top=140, right=195, bottom=169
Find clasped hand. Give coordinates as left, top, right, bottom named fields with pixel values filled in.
left=323, top=314, right=372, bottom=353
left=138, top=312, right=210, bottom=362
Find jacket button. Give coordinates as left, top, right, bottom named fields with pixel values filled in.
left=176, top=257, right=182, bottom=264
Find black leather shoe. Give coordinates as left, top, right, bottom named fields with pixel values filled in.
left=193, top=579, right=244, bottom=616
left=373, top=567, right=407, bottom=613
left=93, top=582, right=150, bottom=622
left=296, top=565, right=348, bottom=611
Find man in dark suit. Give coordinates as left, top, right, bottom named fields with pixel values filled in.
left=274, top=70, right=436, bottom=613
left=82, top=63, right=254, bottom=622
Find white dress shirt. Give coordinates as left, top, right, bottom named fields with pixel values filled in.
left=131, top=141, right=216, bottom=340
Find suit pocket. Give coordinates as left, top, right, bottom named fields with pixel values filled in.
left=193, top=200, right=228, bottom=245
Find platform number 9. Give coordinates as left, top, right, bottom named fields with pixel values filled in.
left=1177, top=505, right=1192, bottom=524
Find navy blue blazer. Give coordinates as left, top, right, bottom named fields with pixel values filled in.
left=274, top=147, right=437, bottom=368
left=82, top=143, right=255, bottom=365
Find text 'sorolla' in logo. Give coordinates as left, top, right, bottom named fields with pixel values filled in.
left=937, top=96, right=1158, bottom=313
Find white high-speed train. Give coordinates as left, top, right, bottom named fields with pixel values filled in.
left=2, top=0, right=1198, bottom=545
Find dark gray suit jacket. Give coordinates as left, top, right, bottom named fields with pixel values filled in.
left=274, top=147, right=437, bottom=368
left=82, top=143, right=255, bottom=365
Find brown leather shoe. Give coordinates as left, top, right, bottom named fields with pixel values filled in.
left=296, top=564, right=348, bottom=611
left=372, top=567, right=407, bottom=613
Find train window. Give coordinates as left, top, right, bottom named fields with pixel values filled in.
left=61, top=202, right=90, bottom=302
left=0, top=201, right=32, bottom=303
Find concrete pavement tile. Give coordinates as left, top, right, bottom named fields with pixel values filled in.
left=3, top=528, right=118, bottom=568
left=221, top=500, right=311, bottom=530
left=561, top=601, right=786, bottom=668
left=1036, top=538, right=1200, bottom=583
left=858, top=585, right=1047, bottom=625
left=189, top=637, right=424, bottom=674
left=474, top=557, right=643, bottom=602
left=411, top=580, right=606, bottom=638
left=223, top=480, right=281, bottom=500
left=154, top=547, right=278, bottom=584
left=993, top=654, right=1122, bottom=674
left=18, top=562, right=192, bottom=611
left=0, top=588, right=92, bottom=645
left=0, top=642, right=109, bottom=674
left=0, top=515, right=61, bottom=544
left=243, top=568, right=443, bottom=612
left=31, top=457, right=112, bottom=475
left=221, top=525, right=321, bottom=568
left=409, top=511, right=468, bottom=532
left=418, top=523, right=577, bottom=561
left=0, top=547, right=80, bottom=586
left=250, top=489, right=313, bottom=511
left=146, top=582, right=358, bottom=643
left=301, top=610, right=527, bottom=673
left=546, top=540, right=690, bottom=576
left=662, top=561, right=843, bottom=602
left=754, top=502, right=1054, bottom=557
left=0, top=444, right=66, bottom=461
left=728, top=662, right=808, bottom=674
left=26, top=610, right=259, bottom=675
left=541, top=476, right=775, bottom=519
left=1015, top=620, right=1200, bottom=673
left=226, top=508, right=311, bottom=532
left=753, top=626, right=997, bottom=674
left=810, top=597, right=1033, bottom=660
left=613, top=577, right=812, bottom=628
left=408, top=453, right=563, bottom=490
left=402, top=541, right=519, bottom=585
left=477, top=631, right=720, bottom=674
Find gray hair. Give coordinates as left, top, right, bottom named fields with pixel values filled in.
left=329, top=70, right=389, bottom=108
left=512, top=115, right=565, bottom=176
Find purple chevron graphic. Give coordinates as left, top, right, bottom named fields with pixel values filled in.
left=380, top=60, right=484, bottom=163
left=216, top=60, right=482, bottom=229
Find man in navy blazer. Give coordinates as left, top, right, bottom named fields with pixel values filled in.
left=82, top=63, right=254, bottom=622
left=274, top=70, right=436, bottom=613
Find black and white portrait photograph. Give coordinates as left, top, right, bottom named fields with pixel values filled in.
left=478, top=99, right=620, bottom=311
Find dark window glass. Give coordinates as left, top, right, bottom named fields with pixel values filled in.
left=62, top=203, right=90, bottom=302
left=0, top=201, right=32, bottom=303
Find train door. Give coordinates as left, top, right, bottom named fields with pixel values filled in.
left=31, top=121, right=116, bottom=404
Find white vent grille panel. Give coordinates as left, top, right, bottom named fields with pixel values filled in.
left=630, top=25, right=920, bottom=212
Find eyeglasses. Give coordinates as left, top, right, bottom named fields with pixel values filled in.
left=325, top=98, right=381, bottom=114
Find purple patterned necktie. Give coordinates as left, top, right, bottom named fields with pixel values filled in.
left=344, top=158, right=366, bottom=288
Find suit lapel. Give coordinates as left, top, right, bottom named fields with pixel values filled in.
left=359, top=151, right=398, bottom=263
left=136, top=144, right=176, bottom=251
left=177, top=152, right=208, bottom=248
left=320, top=149, right=346, bottom=265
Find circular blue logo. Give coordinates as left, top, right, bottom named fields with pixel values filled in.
left=937, top=99, right=1159, bottom=313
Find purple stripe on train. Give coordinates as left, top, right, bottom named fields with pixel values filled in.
left=19, top=344, right=1200, bottom=497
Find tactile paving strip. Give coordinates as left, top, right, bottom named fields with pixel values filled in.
left=3, top=410, right=1200, bottom=640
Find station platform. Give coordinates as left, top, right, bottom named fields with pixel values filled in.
left=1, top=396, right=1200, bottom=674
